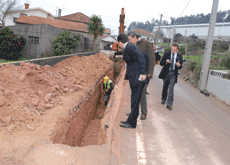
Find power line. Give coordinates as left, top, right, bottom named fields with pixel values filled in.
left=178, top=0, right=191, bottom=17
left=171, top=0, right=191, bottom=45
left=163, top=0, right=189, bottom=16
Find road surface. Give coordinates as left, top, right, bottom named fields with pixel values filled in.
left=119, top=65, right=230, bottom=165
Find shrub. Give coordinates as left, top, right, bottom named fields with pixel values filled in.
left=219, top=52, right=230, bottom=69
left=0, top=27, right=26, bottom=60
left=193, top=62, right=202, bottom=85
left=178, top=44, right=185, bottom=55
left=52, top=30, right=80, bottom=56
left=164, top=46, right=171, bottom=52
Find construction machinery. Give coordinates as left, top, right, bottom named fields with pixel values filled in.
left=111, top=8, right=126, bottom=58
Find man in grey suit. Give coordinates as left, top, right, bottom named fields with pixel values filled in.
left=158, top=43, right=183, bottom=110
left=127, top=31, right=155, bottom=120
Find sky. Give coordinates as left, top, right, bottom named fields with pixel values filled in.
left=19, top=0, right=230, bottom=35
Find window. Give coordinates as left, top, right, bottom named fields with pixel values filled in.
left=13, top=17, right=18, bottom=23
left=29, top=36, right=39, bottom=43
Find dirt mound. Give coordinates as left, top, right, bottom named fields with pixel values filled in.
left=0, top=53, right=113, bottom=133
left=53, top=53, right=114, bottom=88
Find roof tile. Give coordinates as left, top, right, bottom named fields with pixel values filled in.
left=56, top=12, right=90, bottom=24
left=16, top=15, right=88, bottom=33
left=133, top=28, right=155, bottom=38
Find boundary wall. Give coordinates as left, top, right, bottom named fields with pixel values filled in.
left=0, top=52, right=95, bottom=67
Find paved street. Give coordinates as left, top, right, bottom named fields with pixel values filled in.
left=119, top=65, right=230, bottom=165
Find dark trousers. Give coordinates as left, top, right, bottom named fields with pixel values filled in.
left=161, top=71, right=176, bottom=107
left=127, top=80, right=146, bottom=128
left=140, top=78, right=150, bottom=115
left=104, top=94, right=111, bottom=106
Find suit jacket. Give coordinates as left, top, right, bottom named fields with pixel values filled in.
left=136, top=38, right=155, bottom=79
left=123, top=42, right=147, bottom=82
left=158, top=51, right=183, bottom=83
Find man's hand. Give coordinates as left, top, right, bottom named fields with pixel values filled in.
left=166, top=59, right=171, bottom=63
left=176, top=60, right=180, bottom=67
left=106, top=89, right=108, bottom=92
left=140, top=74, right=146, bottom=81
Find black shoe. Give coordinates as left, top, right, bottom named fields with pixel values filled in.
left=161, top=100, right=166, bottom=104
left=120, top=123, right=135, bottom=129
left=126, top=113, right=130, bottom=116
left=120, top=121, right=127, bottom=124
left=167, top=105, right=172, bottom=110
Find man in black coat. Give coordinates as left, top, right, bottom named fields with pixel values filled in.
left=118, top=33, right=147, bottom=129
left=158, top=43, right=183, bottom=110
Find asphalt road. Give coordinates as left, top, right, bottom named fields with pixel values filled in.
left=119, top=65, right=230, bottom=165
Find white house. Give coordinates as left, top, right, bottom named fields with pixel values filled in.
left=4, top=3, right=55, bottom=27
left=100, top=35, right=116, bottom=50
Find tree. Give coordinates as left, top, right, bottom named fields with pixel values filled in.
left=174, top=33, right=182, bottom=39
left=127, top=21, right=137, bottom=31
left=0, top=27, right=26, bottom=60
left=0, top=0, right=22, bottom=28
left=52, top=30, right=80, bottom=56
left=87, top=15, right=105, bottom=51
left=153, top=29, right=164, bottom=39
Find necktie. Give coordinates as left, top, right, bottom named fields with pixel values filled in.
left=170, top=53, right=175, bottom=71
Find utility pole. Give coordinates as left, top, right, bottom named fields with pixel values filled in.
left=170, top=17, right=176, bottom=46
left=158, top=14, right=163, bottom=43
left=185, top=30, right=187, bottom=56
left=199, top=0, right=219, bottom=91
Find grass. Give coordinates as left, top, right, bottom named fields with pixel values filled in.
left=0, top=56, right=36, bottom=63
left=158, top=43, right=171, bottom=47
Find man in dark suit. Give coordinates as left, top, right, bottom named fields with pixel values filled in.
left=127, top=31, right=155, bottom=120
left=118, top=33, right=147, bottom=129
left=158, top=43, right=183, bottom=110
left=153, top=43, right=161, bottom=65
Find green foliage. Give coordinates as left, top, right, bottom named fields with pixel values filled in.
left=219, top=52, right=230, bottom=69
left=178, top=44, right=185, bottom=55
left=164, top=46, right=171, bottom=52
left=87, top=15, right=105, bottom=51
left=193, top=61, right=202, bottom=85
left=52, top=30, right=79, bottom=56
left=0, top=27, right=26, bottom=60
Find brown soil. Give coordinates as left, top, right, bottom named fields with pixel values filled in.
left=0, top=53, right=114, bottom=164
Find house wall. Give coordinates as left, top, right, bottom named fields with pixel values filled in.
left=156, top=23, right=230, bottom=41
left=100, top=41, right=113, bottom=50
left=8, top=24, right=101, bottom=59
left=141, top=34, right=154, bottom=41
left=5, top=9, right=53, bottom=26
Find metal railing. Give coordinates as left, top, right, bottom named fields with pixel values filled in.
left=210, top=70, right=230, bottom=80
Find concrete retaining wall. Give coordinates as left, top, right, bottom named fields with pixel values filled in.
left=0, top=52, right=95, bottom=67
left=207, top=70, right=230, bottom=103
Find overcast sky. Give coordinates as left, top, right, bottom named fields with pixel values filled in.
left=19, top=0, right=229, bottom=35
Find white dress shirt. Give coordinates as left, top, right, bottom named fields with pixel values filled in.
left=170, top=52, right=177, bottom=71
left=124, top=42, right=128, bottom=49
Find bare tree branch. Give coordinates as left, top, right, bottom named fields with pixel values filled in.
left=0, top=0, right=23, bottom=28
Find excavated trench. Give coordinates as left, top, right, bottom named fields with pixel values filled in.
left=0, top=52, right=125, bottom=164
left=52, top=57, right=124, bottom=147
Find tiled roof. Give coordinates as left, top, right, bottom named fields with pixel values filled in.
left=133, top=28, right=155, bottom=38
left=104, top=28, right=111, bottom=34
left=101, top=35, right=109, bottom=39
left=56, top=12, right=90, bottom=24
left=16, top=15, right=88, bottom=33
